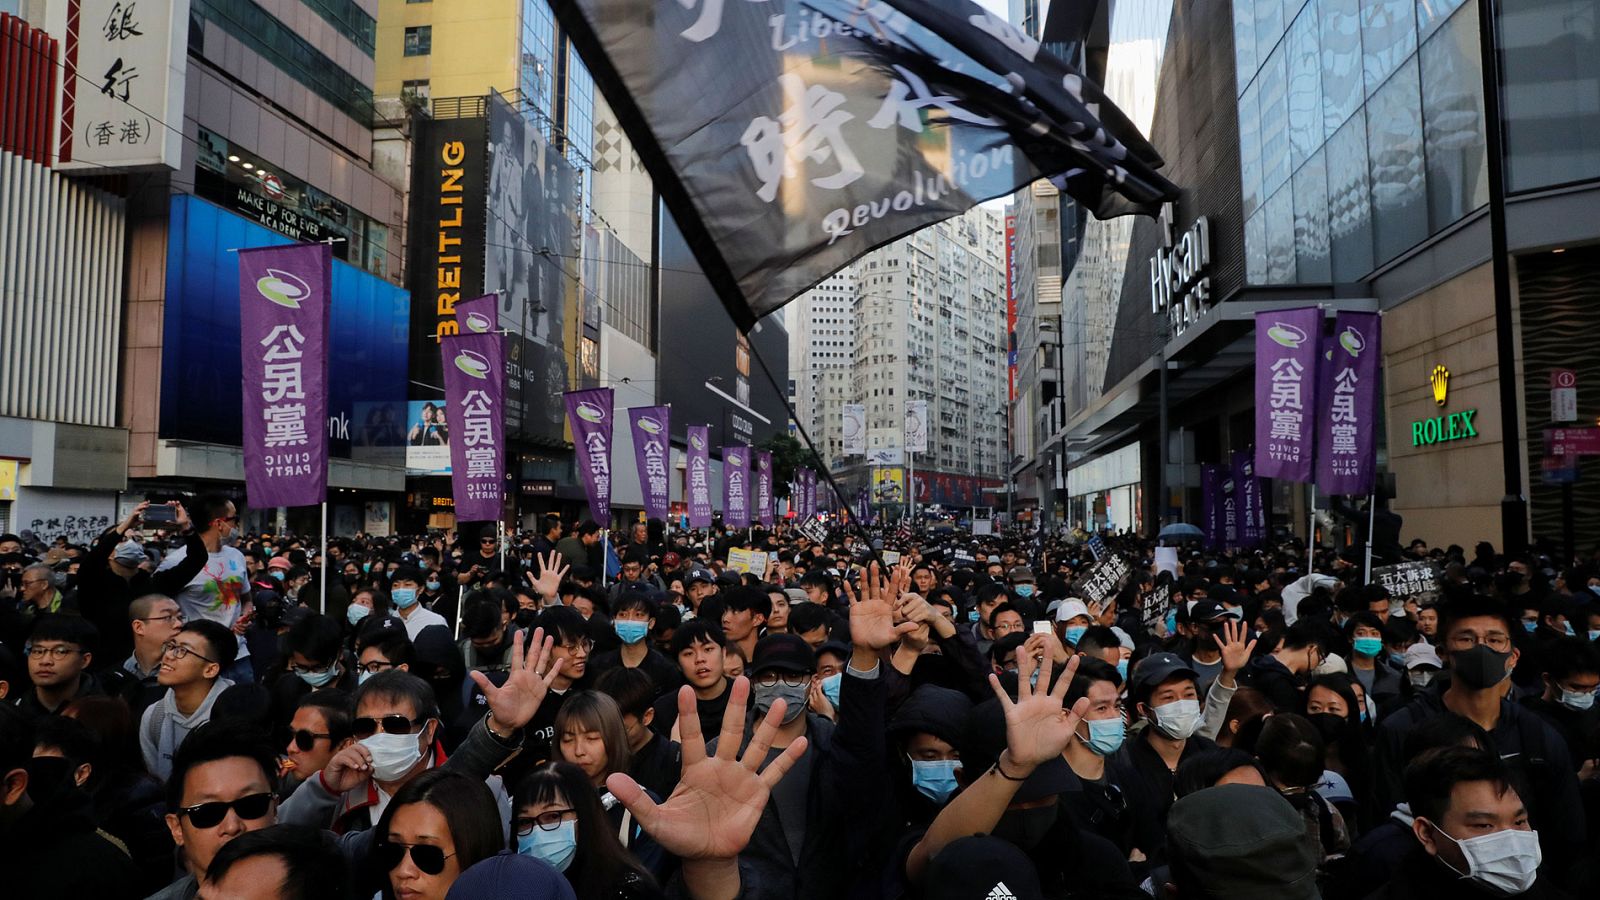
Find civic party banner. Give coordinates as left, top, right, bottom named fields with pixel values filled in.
left=550, top=0, right=1178, bottom=330
left=1232, top=449, right=1264, bottom=548
left=1221, top=467, right=1239, bottom=549
left=723, top=445, right=751, bottom=527
left=443, top=333, right=507, bottom=521
left=1254, top=307, right=1322, bottom=482
left=238, top=243, right=330, bottom=509
left=805, top=468, right=819, bottom=518
left=1200, top=464, right=1222, bottom=550
left=628, top=406, right=671, bottom=523
left=564, top=388, right=615, bottom=525
left=454, top=293, right=499, bottom=335
left=843, top=404, right=866, bottom=456
left=686, top=426, right=713, bottom=528
left=755, top=451, right=775, bottom=527
left=1317, top=311, right=1382, bottom=496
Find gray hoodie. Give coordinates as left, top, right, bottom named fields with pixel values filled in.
left=140, top=677, right=234, bottom=781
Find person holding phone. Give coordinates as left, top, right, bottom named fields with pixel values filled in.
left=76, top=499, right=208, bottom=672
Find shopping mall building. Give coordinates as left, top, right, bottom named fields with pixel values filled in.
left=1050, top=0, right=1600, bottom=551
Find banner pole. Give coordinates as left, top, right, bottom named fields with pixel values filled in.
left=498, top=519, right=506, bottom=573
left=1363, top=494, right=1376, bottom=584
left=1307, top=484, right=1316, bottom=552
left=319, top=501, right=328, bottom=615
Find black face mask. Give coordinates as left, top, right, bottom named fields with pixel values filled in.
left=514, top=609, right=538, bottom=629
left=990, top=800, right=1060, bottom=851
left=24, top=756, right=79, bottom=802
left=1451, top=644, right=1511, bottom=690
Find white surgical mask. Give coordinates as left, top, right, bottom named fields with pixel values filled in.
left=1559, top=687, right=1595, bottom=711
left=361, top=729, right=425, bottom=782
left=1426, top=820, right=1541, bottom=895
left=1149, top=698, right=1203, bottom=741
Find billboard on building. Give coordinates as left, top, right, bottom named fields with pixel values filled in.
left=160, top=196, right=408, bottom=465
left=658, top=206, right=789, bottom=449
left=54, top=0, right=189, bottom=171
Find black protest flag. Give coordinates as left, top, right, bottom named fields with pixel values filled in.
left=554, top=0, right=1178, bottom=330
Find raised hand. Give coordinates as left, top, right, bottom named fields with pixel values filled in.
left=320, top=741, right=376, bottom=794
left=989, top=651, right=1088, bottom=769
left=843, top=562, right=920, bottom=651
left=1214, top=619, right=1258, bottom=680
left=605, top=676, right=808, bottom=862
left=469, top=626, right=563, bottom=731
left=527, top=551, right=569, bottom=600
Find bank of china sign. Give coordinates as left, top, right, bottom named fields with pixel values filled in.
left=53, top=0, right=189, bottom=171
left=1150, top=217, right=1210, bottom=337
left=1412, top=364, right=1478, bottom=447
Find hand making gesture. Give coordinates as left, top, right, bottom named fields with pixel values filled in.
left=1214, top=618, right=1258, bottom=687
left=470, top=626, right=565, bottom=732
left=843, top=561, right=920, bottom=652
left=991, top=649, right=1089, bottom=770
left=526, top=551, right=569, bottom=601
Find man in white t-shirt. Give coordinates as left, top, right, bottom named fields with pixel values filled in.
left=156, top=494, right=255, bottom=683
left=391, top=565, right=448, bottom=639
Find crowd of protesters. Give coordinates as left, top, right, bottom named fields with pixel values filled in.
left=0, top=494, right=1596, bottom=900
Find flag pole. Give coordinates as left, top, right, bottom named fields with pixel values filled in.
left=1363, top=493, right=1376, bottom=584
left=319, top=501, right=328, bottom=615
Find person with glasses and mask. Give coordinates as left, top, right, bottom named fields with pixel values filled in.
left=17, top=615, right=108, bottom=720
left=370, top=769, right=506, bottom=900
left=357, top=627, right=415, bottom=685
left=1376, top=595, right=1585, bottom=873
left=283, top=690, right=355, bottom=791
left=139, top=619, right=237, bottom=781
left=150, top=720, right=284, bottom=900
left=511, top=761, right=662, bottom=900
left=124, top=594, right=186, bottom=715
left=156, top=494, right=256, bottom=685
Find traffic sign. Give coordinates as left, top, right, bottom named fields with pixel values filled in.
left=1550, top=369, right=1578, bottom=422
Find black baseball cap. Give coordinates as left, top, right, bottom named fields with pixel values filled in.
left=1129, top=652, right=1198, bottom=701
left=923, top=836, right=1043, bottom=900
left=749, top=634, right=817, bottom=676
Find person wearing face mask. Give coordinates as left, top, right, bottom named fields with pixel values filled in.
left=155, top=494, right=256, bottom=685
left=1110, top=652, right=1216, bottom=822
left=702, top=563, right=904, bottom=900
left=1517, top=636, right=1600, bottom=773
left=388, top=566, right=448, bottom=640
left=1370, top=746, right=1562, bottom=899
left=1058, top=658, right=1164, bottom=867
left=1375, top=596, right=1585, bottom=872
left=1401, top=642, right=1444, bottom=697
left=510, top=761, right=661, bottom=899
left=1345, top=612, right=1405, bottom=715
left=886, top=685, right=973, bottom=831
left=1053, top=599, right=1094, bottom=651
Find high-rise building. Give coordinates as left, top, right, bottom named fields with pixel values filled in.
left=787, top=271, right=855, bottom=464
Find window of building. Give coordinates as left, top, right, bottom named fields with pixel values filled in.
left=404, top=25, right=432, bottom=56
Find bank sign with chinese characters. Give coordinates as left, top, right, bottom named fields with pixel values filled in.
left=1410, top=364, right=1479, bottom=448
left=52, top=0, right=189, bottom=171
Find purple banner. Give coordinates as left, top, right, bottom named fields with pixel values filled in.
left=1221, top=466, right=1239, bottom=549
left=722, top=446, right=750, bottom=527
left=442, top=332, right=507, bottom=522
left=802, top=468, right=817, bottom=518
left=755, top=451, right=774, bottom=527
left=455, top=293, right=499, bottom=335
left=238, top=244, right=330, bottom=509
left=1317, top=311, right=1382, bottom=496
left=1201, top=464, right=1222, bottom=550
left=1232, top=449, right=1264, bottom=548
left=564, top=388, right=615, bottom=524
left=1254, top=307, right=1322, bottom=483
left=686, top=425, right=712, bottom=528
left=628, top=406, right=671, bottom=523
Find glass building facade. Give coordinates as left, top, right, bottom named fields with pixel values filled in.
left=1235, top=0, right=1490, bottom=284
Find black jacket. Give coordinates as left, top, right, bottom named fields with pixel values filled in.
left=1363, top=845, right=1571, bottom=900
left=77, top=529, right=207, bottom=669
left=1238, top=654, right=1303, bottom=711
left=0, top=782, right=140, bottom=898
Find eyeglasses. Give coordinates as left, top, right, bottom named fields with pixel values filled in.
left=288, top=663, right=337, bottom=676
left=161, top=640, right=217, bottom=663
left=24, top=644, right=83, bottom=660
left=753, top=672, right=810, bottom=688
left=513, top=809, right=576, bottom=836
left=480, top=538, right=498, bottom=545
left=176, top=792, right=276, bottom=828
left=291, top=729, right=334, bottom=751
left=556, top=639, right=594, bottom=654
left=1447, top=632, right=1512, bottom=653
left=357, top=660, right=397, bottom=675
left=20, top=578, right=48, bottom=588
left=352, top=715, right=422, bottom=739
left=377, top=841, right=456, bottom=875
left=138, top=611, right=186, bottom=625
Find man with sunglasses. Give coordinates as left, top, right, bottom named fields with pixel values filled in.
left=156, top=494, right=255, bottom=685
left=283, top=691, right=355, bottom=791
left=152, top=721, right=283, bottom=900
left=140, top=620, right=237, bottom=781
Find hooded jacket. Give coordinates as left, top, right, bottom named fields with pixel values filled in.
left=139, top=676, right=234, bottom=781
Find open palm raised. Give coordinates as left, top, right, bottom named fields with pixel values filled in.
left=605, top=677, right=808, bottom=861
left=990, top=651, right=1090, bottom=768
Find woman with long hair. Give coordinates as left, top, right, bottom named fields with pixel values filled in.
left=512, top=762, right=662, bottom=899
left=551, top=691, right=666, bottom=873
left=371, top=769, right=505, bottom=900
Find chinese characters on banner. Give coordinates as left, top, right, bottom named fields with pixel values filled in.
left=1316, top=311, right=1381, bottom=496
left=1372, top=562, right=1443, bottom=606
left=1072, top=554, right=1131, bottom=607
left=1254, top=307, right=1323, bottom=482
left=550, top=0, right=1177, bottom=330
left=58, top=0, right=189, bottom=170
left=1221, top=470, right=1239, bottom=548
left=686, top=426, right=713, bottom=528
left=804, top=467, right=818, bottom=518
left=238, top=244, right=329, bottom=509
left=443, top=333, right=506, bottom=522
left=1232, top=450, right=1265, bottom=549
left=723, top=445, right=750, bottom=527
left=755, top=451, right=775, bottom=527
left=628, top=406, right=671, bottom=523
left=564, top=388, right=615, bottom=525
left=1201, top=464, right=1222, bottom=550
